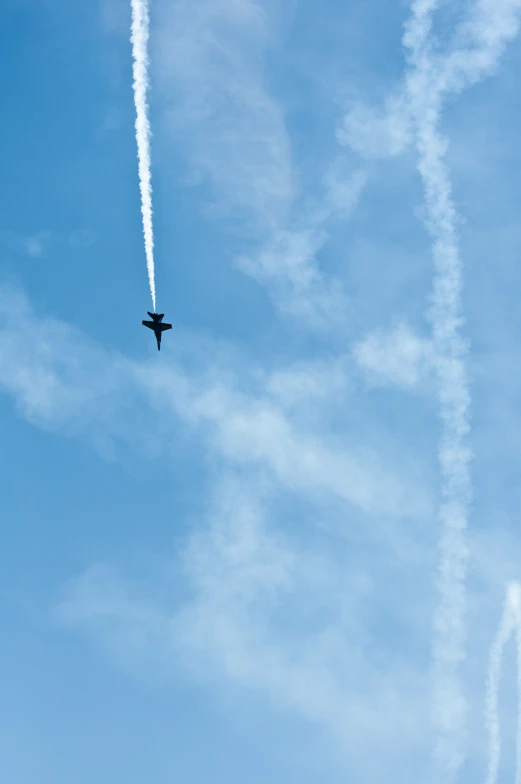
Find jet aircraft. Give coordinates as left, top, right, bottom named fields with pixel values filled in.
left=142, top=311, right=172, bottom=350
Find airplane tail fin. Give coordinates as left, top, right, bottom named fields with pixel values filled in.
left=147, top=311, right=155, bottom=319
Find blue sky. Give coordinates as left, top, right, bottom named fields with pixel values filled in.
left=3, top=0, right=521, bottom=781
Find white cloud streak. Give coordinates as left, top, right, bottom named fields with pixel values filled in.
left=173, top=475, right=430, bottom=752
left=484, top=582, right=521, bottom=784
left=438, top=0, right=521, bottom=94
left=485, top=585, right=516, bottom=784
left=6, top=1, right=521, bottom=780
left=0, top=285, right=437, bottom=774
left=130, top=0, right=156, bottom=310
left=156, top=0, right=292, bottom=233
left=398, top=2, right=521, bottom=778
left=402, top=3, right=473, bottom=778
left=340, top=1, right=521, bottom=162
left=236, top=167, right=367, bottom=331
left=55, top=472, right=433, bottom=775
left=0, top=230, right=52, bottom=258
left=516, top=606, right=521, bottom=784
left=155, top=0, right=365, bottom=329
left=336, top=0, right=521, bottom=774
left=353, top=323, right=433, bottom=389
left=0, top=286, right=428, bottom=522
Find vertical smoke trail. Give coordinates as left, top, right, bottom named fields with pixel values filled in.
left=485, top=584, right=517, bottom=784
left=130, top=0, right=157, bottom=311
left=401, top=2, right=521, bottom=778
left=403, top=2, right=472, bottom=779
left=512, top=583, right=521, bottom=784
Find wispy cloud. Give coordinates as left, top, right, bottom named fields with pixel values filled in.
left=0, top=285, right=428, bottom=520
left=23, top=234, right=49, bottom=258
left=154, top=0, right=365, bottom=329
left=354, top=323, right=433, bottom=389
left=156, top=0, right=292, bottom=233
left=1, top=229, right=96, bottom=257
left=337, top=93, right=413, bottom=160
left=402, top=6, right=474, bottom=776
left=339, top=1, right=521, bottom=778
left=403, top=3, right=521, bottom=777
left=339, top=1, right=521, bottom=162
left=236, top=166, right=367, bottom=330
left=8, top=2, right=521, bottom=780
left=55, top=472, right=433, bottom=775
left=0, top=282, right=439, bottom=776
left=0, top=230, right=52, bottom=258
left=484, top=583, right=519, bottom=784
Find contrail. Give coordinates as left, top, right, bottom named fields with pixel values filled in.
left=130, top=0, right=156, bottom=311
left=485, top=583, right=518, bottom=784
left=403, top=2, right=472, bottom=778
left=515, top=588, right=521, bottom=784
left=401, top=1, right=521, bottom=778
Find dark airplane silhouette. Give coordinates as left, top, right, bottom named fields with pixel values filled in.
left=142, top=312, right=172, bottom=350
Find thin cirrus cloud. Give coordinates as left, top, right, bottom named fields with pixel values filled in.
left=153, top=0, right=366, bottom=330
left=339, top=1, right=521, bottom=780
left=0, top=230, right=53, bottom=258
left=0, top=285, right=429, bottom=522
left=0, top=281, right=438, bottom=775
left=155, top=0, right=293, bottom=233
left=54, top=473, right=433, bottom=776
left=353, top=323, right=434, bottom=389
left=4, top=0, right=521, bottom=780
left=338, top=0, right=521, bottom=162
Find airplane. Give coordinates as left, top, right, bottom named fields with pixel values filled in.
left=142, top=311, right=172, bottom=351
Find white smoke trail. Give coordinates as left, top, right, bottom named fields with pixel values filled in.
left=130, top=0, right=157, bottom=311
left=485, top=584, right=518, bottom=784
left=402, top=0, right=521, bottom=779
left=403, top=3, right=472, bottom=779
left=515, top=585, right=521, bottom=784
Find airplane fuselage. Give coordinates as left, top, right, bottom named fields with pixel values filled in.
left=142, top=311, right=173, bottom=350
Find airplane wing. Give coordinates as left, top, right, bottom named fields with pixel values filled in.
left=159, top=323, right=172, bottom=331
left=142, top=320, right=155, bottom=329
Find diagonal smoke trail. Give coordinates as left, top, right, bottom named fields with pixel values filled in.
left=130, top=0, right=157, bottom=311
left=485, top=584, right=518, bottom=784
